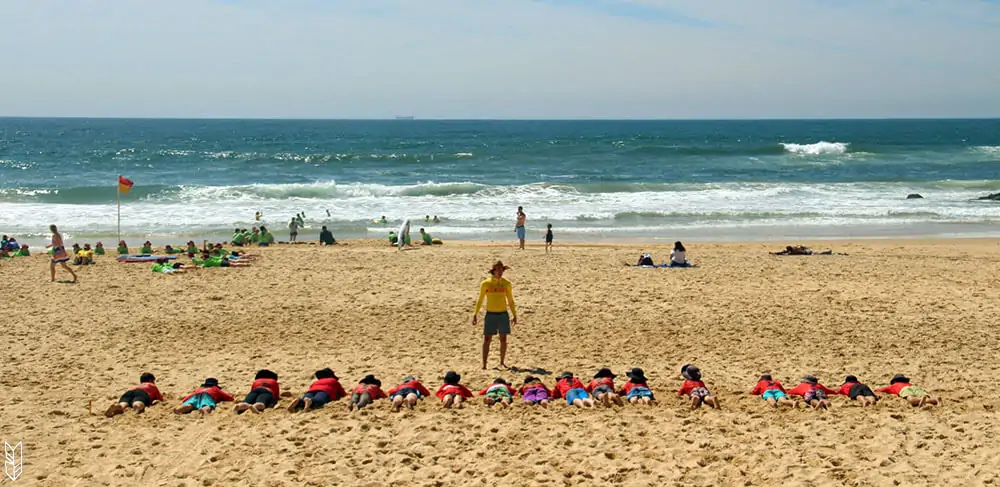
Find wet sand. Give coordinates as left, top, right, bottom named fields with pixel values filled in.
left=1, top=238, right=998, bottom=486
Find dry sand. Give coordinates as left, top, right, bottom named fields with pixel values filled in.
left=1, top=238, right=999, bottom=486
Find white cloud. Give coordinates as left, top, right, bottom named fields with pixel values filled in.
left=0, top=0, right=997, bottom=118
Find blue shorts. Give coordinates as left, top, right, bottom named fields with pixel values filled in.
left=183, top=393, right=217, bottom=410
left=626, top=387, right=654, bottom=400
left=761, top=389, right=787, bottom=401
left=565, top=388, right=589, bottom=405
left=516, top=226, right=526, bottom=240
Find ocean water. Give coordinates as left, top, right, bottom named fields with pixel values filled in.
left=1, top=118, right=999, bottom=244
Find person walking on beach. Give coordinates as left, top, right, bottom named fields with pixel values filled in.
left=515, top=206, right=526, bottom=250
left=288, top=217, right=299, bottom=242
left=472, top=261, right=517, bottom=369
left=47, top=224, right=77, bottom=283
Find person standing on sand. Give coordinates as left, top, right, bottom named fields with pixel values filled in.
left=47, top=224, right=77, bottom=283
left=472, top=261, right=517, bottom=369
left=515, top=206, right=526, bottom=250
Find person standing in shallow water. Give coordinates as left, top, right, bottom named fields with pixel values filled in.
left=515, top=206, right=526, bottom=250
left=472, top=261, right=517, bottom=369
left=47, top=224, right=77, bottom=283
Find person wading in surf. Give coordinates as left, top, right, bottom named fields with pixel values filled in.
left=515, top=206, right=526, bottom=250
left=472, top=261, right=517, bottom=369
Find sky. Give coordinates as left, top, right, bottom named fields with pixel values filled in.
left=0, top=0, right=998, bottom=119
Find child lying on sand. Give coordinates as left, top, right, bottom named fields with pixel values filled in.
left=750, top=374, right=798, bottom=408
left=587, top=368, right=624, bottom=407
left=175, top=378, right=234, bottom=415
left=388, top=376, right=432, bottom=412
left=552, top=371, right=595, bottom=408
left=435, top=371, right=474, bottom=409
left=519, top=376, right=552, bottom=408
left=876, top=374, right=940, bottom=407
left=617, top=367, right=655, bottom=405
left=348, top=375, right=387, bottom=412
left=105, top=373, right=163, bottom=417
left=770, top=245, right=844, bottom=256
left=479, top=378, right=516, bottom=408
left=234, top=369, right=280, bottom=414
left=288, top=368, right=347, bottom=412
left=677, top=365, right=719, bottom=409
left=787, top=376, right=836, bottom=409
left=837, top=375, right=878, bottom=407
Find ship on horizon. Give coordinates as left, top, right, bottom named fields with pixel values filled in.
left=394, top=115, right=415, bottom=120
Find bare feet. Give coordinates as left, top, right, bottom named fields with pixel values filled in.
left=104, top=404, right=124, bottom=418
left=302, top=398, right=313, bottom=412
left=287, top=399, right=301, bottom=412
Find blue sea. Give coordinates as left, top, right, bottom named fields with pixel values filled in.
left=1, top=118, right=999, bottom=244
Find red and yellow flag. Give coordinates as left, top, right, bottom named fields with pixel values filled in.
left=118, top=175, right=134, bottom=194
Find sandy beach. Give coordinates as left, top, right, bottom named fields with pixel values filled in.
left=1, top=238, right=999, bottom=486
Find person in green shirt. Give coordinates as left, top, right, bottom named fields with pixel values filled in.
left=420, top=228, right=433, bottom=245
left=140, top=241, right=154, bottom=254
left=249, top=227, right=260, bottom=245
left=388, top=231, right=397, bottom=245
left=258, top=226, right=274, bottom=246
left=94, top=242, right=106, bottom=255
left=232, top=228, right=246, bottom=246
left=117, top=240, right=129, bottom=255
left=12, top=245, right=30, bottom=257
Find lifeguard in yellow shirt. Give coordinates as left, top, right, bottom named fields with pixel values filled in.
left=472, top=260, right=517, bottom=370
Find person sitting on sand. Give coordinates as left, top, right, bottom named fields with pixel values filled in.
left=175, top=378, right=234, bottom=415
left=750, top=374, right=798, bottom=408
left=232, top=228, right=247, bottom=247
left=12, top=244, right=29, bottom=257
left=387, top=375, right=432, bottom=412
left=258, top=226, right=275, bottom=246
left=519, top=376, right=552, bottom=408
left=636, top=253, right=656, bottom=266
left=618, top=367, right=655, bottom=406
left=0, top=248, right=9, bottom=259
left=677, top=364, right=719, bottom=409
left=80, top=244, right=95, bottom=264
left=388, top=231, right=398, bottom=245
left=348, top=375, right=387, bottom=412
left=105, top=372, right=163, bottom=417
left=5, top=237, right=19, bottom=251
left=479, top=378, right=516, bottom=408
left=117, top=240, right=129, bottom=255
left=319, top=226, right=336, bottom=245
left=288, top=368, right=347, bottom=412
left=670, top=241, right=693, bottom=267
left=94, top=242, right=105, bottom=255
left=184, top=241, right=199, bottom=254
left=836, top=375, right=878, bottom=407
left=140, top=241, right=154, bottom=254
left=875, top=374, right=940, bottom=407
left=587, top=368, right=624, bottom=407
left=419, top=228, right=434, bottom=245
left=435, top=371, right=474, bottom=409
left=552, top=371, right=595, bottom=408
left=787, top=375, right=836, bottom=409
left=70, top=243, right=82, bottom=264
left=234, top=369, right=281, bottom=414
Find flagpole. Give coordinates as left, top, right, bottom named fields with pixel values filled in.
left=117, top=175, right=121, bottom=243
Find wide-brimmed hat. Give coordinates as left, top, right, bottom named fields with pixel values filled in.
left=255, top=369, right=278, bottom=381
left=802, top=375, right=819, bottom=385
left=523, top=376, right=540, bottom=384
left=890, top=374, right=910, bottom=384
left=202, top=377, right=220, bottom=388
left=360, top=374, right=381, bottom=387
left=402, top=375, right=416, bottom=383
left=493, top=378, right=510, bottom=385
left=557, top=371, right=574, bottom=380
left=844, top=375, right=858, bottom=384
left=626, top=368, right=647, bottom=382
left=681, top=364, right=701, bottom=381
left=593, top=368, right=616, bottom=379
left=488, top=261, right=511, bottom=274
left=444, top=371, right=461, bottom=384
left=315, top=368, right=338, bottom=380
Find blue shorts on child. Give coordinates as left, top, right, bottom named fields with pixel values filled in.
left=183, top=393, right=217, bottom=410
left=565, top=388, right=589, bottom=405
left=626, top=386, right=655, bottom=400
left=761, top=389, right=787, bottom=401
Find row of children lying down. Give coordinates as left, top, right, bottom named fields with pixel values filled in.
left=105, top=365, right=940, bottom=417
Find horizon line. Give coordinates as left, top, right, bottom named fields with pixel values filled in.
left=1, top=115, right=999, bottom=122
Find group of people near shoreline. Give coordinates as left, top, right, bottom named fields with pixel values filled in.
left=103, top=366, right=940, bottom=419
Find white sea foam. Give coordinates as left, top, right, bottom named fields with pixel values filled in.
left=781, top=141, right=849, bottom=156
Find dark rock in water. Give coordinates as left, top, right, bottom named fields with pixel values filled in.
left=977, top=192, right=1000, bottom=201
left=906, top=194, right=924, bottom=199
